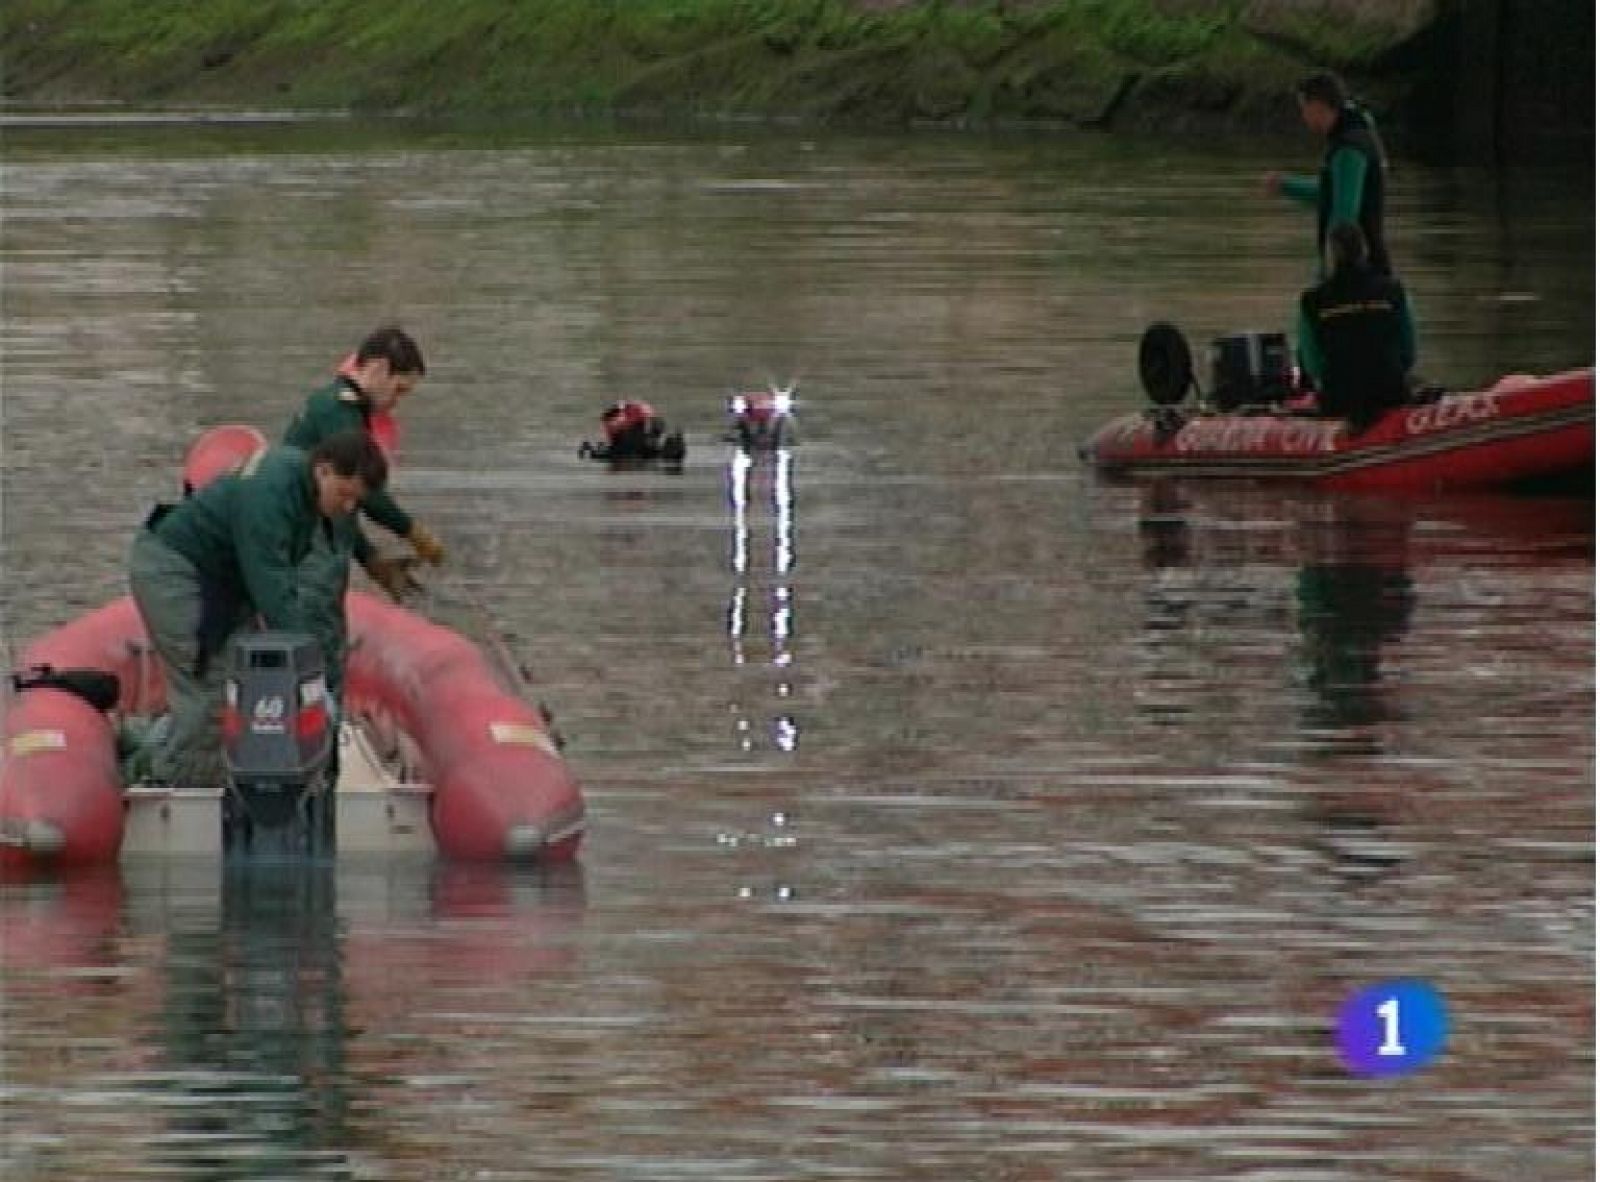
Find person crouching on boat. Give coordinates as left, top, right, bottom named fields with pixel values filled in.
left=1265, top=71, right=1392, bottom=281
left=283, top=326, right=442, bottom=708
left=1297, top=222, right=1416, bottom=433
left=127, top=433, right=389, bottom=789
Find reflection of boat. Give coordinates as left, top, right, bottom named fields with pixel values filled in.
left=0, top=856, right=587, bottom=1175
left=0, top=591, right=585, bottom=868
left=1287, top=500, right=1425, bottom=876
left=147, top=859, right=349, bottom=1177
left=345, top=860, right=587, bottom=999
left=1081, top=369, right=1594, bottom=493
left=1293, top=504, right=1415, bottom=735
left=0, top=866, right=124, bottom=992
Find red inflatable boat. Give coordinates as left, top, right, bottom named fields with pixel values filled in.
left=2, top=420, right=583, bottom=870
left=1080, top=369, right=1594, bottom=493
left=0, top=590, right=584, bottom=869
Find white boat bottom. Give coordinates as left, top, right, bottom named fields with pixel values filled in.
left=122, top=721, right=434, bottom=856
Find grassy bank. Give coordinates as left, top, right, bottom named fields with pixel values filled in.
left=0, top=1, right=1444, bottom=136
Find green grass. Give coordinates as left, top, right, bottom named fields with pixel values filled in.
left=1085, top=0, right=1237, bottom=66
left=0, top=0, right=1428, bottom=125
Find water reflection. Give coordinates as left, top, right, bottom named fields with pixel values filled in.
left=145, top=861, right=352, bottom=1179
left=0, top=859, right=586, bottom=1179
left=1134, top=485, right=1426, bottom=743
left=1136, top=479, right=1191, bottom=573
left=1133, top=481, right=1195, bottom=727
left=0, top=865, right=125, bottom=988
left=1289, top=501, right=1420, bottom=882
left=726, top=443, right=798, bottom=754
left=1293, top=501, right=1416, bottom=745
left=1130, top=483, right=1431, bottom=880
left=1130, top=479, right=1299, bottom=732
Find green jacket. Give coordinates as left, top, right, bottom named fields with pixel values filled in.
left=1280, top=142, right=1372, bottom=275
left=283, top=377, right=414, bottom=562
left=1280, top=149, right=1364, bottom=219
left=150, top=444, right=328, bottom=633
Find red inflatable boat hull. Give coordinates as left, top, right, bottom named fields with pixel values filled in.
left=1, top=599, right=159, bottom=869
left=344, top=592, right=585, bottom=861
left=1080, top=369, right=1594, bottom=492
left=1, top=593, right=583, bottom=869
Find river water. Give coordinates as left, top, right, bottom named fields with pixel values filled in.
left=0, top=116, right=1592, bottom=1180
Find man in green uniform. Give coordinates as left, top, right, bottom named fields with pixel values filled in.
left=283, top=326, right=444, bottom=707
left=128, top=432, right=390, bottom=789
left=1298, top=222, right=1416, bottom=432
left=1266, top=72, right=1392, bottom=279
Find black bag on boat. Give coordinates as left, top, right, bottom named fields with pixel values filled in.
left=11, top=665, right=121, bottom=713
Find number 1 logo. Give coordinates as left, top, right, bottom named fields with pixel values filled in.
left=1375, top=996, right=1406, bottom=1057
left=1336, top=980, right=1448, bottom=1077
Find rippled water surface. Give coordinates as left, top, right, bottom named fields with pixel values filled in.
left=1, top=117, right=1593, bottom=1180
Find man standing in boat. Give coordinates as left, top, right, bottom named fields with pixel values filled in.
left=1298, top=222, right=1415, bottom=432
left=1266, top=72, right=1392, bottom=279
left=282, top=326, right=445, bottom=709
left=128, top=433, right=390, bottom=789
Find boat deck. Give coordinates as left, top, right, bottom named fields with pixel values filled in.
left=122, top=722, right=434, bottom=856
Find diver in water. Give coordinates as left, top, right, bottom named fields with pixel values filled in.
left=579, top=400, right=686, bottom=465
left=726, top=387, right=795, bottom=451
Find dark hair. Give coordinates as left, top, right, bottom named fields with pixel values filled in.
left=355, top=325, right=426, bottom=377
left=310, top=430, right=389, bottom=491
left=1326, top=220, right=1369, bottom=272
left=1296, top=72, right=1347, bottom=109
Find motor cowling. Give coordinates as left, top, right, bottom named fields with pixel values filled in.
left=220, top=633, right=334, bottom=854
left=1209, top=332, right=1293, bottom=411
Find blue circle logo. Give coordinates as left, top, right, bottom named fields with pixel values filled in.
left=1336, top=980, right=1449, bottom=1077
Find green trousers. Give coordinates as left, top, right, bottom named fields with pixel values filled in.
left=127, top=529, right=241, bottom=789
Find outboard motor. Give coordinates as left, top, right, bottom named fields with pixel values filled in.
left=579, top=399, right=686, bottom=465
left=1208, top=331, right=1293, bottom=411
left=220, top=633, right=334, bottom=857
left=1138, top=323, right=1297, bottom=417
left=727, top=386, right=795, bottom=450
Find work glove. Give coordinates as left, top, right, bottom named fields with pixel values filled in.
left=407, top=522, right=446, bottom=566
left=362, top=554, right=421, bottom=601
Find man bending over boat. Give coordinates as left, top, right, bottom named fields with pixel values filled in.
left=1266, top=72, right=1392, bottom=280
left=1298, top=222, right=1416, bottom=432
left=128, top=433, right=390, bottom=789
left=283, top=326, right=444, bottom=707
